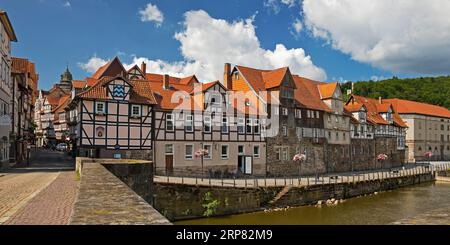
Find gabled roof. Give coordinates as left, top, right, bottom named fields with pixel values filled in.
left=347, top=95, right=408, bottom=127
left=0, top=10, right=17, bottom=41
left=72, top=80, right=86, bottom=89
left=91, top=57, right=127, bottom=79
left=292, top=75, right=332, bottom=112
left=384, top=98, right=450, bottom=119
left=318, top=82, right=338, bottom=99
left=52, top=95, right=70, bottom=114
left=236, top=65, right=291, bottom=91
left=144, top=73, right=199, bottom=85
left=76, top=76, right=157, bottom=105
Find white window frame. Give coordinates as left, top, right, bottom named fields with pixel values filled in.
left=316, top=111, right=319, bottom=118
left=165, top=144, right=174, bottom=155
left=221, top=144, right=229, bottom=159
left=295, top=109, right=302, bottom=118
left=185, top=115, right=193, bottom=132
left=131, top=105, right=141, bottom=117
left=253, top=119, right=260, bottom=134
left=282, top=107, right=288, bottom=116
left=253, top=145, right=260, bottom=158
left=185, top=144, right=194, bottom=160
left=238, top=118, right=245, bottom=134
left=166, top=113, right=174, bottom=131
left=238, top=145, right=245, bottom=155
left=95, top=101, right=106, bottom=114
left=282, top=147, right=289, bottom=161
left=203, top=144, right=212, bottom=159
left=204, top=115, right=212, bottom=133
left=246, top=118, right=252, bottom=134
left=221, top=116, right=228, bottom=133
left=282, top=125, right=287, bottom=136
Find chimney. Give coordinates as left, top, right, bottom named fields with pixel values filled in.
left=379, top=96, right=382, bottom=104
left=141, top=61, right=147, bottom=74
left=223, top=63, right=232, bottom=90
left=163, top=74, right=170, bottom=90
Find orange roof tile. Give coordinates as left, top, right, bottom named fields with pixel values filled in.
left=236, top=65, right=289, bottom=91
left=318, top=82, right=338, bottom=99
left=77, top=76, right=157, bottom=105
left=52, top=95, right=70, bottom=113
left=292, top=75, right=332, bottom=112
left=384, top=98, right=450, bottom=119
left=72, top=80, right=86, bottom=89
left=92, top=60, right=112, bottom=79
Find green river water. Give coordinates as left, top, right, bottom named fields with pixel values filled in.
left=176, top=182, right=450, bottom=225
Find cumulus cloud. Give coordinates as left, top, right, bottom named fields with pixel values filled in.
left=139, top=3, right=164, bottom=26
left=80, top=10, right=326, bottom=82
left=78, top=56, right=108, bottom=73
left=302, top=0, right=450, bottom=75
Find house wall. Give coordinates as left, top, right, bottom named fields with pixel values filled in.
left=401, top=113, right=450, bottom=161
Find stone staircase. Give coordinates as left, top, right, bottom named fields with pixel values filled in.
left=268, top=185, right=292, bottom=206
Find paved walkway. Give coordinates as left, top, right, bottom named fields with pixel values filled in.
left=0, top=149, right=78, bottom=225
left=154, top=162, right=450, bottom=188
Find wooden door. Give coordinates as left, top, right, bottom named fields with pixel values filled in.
left=165, top=155, right=173, bottom=174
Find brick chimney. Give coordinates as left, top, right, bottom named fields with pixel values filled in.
left=223, top=63, right=232, bottom=90
left=140, top=61, right=147, bottom=74
left=163, top=74, right=170, bottom=90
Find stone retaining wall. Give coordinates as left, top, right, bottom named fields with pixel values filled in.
left=154, top=173, right=434, bottom=221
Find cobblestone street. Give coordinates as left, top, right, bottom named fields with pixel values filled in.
left=0, top=149, right=79, bottom=224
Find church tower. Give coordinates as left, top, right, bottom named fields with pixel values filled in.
left=58, top=66, right=73, bottom=92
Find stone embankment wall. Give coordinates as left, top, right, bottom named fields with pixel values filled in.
left=154, top=173, right=434, bottom=221
left=72, top=158, right=170, bottom=224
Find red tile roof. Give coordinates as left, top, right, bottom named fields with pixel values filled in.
left=384, top=98, right=450, bottom=119
left=347, top=95, right=408, bottom=127
left=236, top=65, right=289, bottom=91
left=318, top=82, right=338, bottom=99
left=72, top=80, right=86, bottom=89
left=292, top=75, right=332, bottom=112
left=77, top=76, right=157, bottom=105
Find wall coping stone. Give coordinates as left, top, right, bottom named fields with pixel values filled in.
left=70, top=161, right=170, bottom=225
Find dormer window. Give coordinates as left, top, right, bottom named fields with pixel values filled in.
left=95, top=102, right=106, bottom=115
left=359, top=110, right=366, bottom=122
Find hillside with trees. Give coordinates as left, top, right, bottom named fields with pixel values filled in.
left=341, top=76, right=450, bottom=109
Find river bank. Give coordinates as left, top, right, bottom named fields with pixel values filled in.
left=154, top=167, right=435, bottom=221
left=176, top=182, right=450, bottom=225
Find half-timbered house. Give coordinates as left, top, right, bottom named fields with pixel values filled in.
left=148, top=73, right=267, bottom=177
left=67, top=74, right=157, bottom=159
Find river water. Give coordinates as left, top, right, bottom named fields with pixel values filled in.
left=176, top=182, right=450, bottom=225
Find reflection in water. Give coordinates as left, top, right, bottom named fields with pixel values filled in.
left=176, top=182, right=450, bottom=225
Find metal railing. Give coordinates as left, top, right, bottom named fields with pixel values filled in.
left=153, top=163, right=450, bottom=188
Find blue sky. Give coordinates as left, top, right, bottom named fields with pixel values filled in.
left=3, top=0, right=446, bottom=90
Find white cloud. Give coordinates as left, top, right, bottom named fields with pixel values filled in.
left=370, top=75, right=385, bottom=82
left=63, top=1, right=71, bottom=8
left=302, top=0, right=450, bottom=75
left=78, top=56, right=108, bottom=73
left=290, top=18, right=303, bottom=38
left=264, top=0, right=281, bottom=14
left=264, top=0, right=297, bottom=14
left=81, top=10, right=326, bottom=82
left=139, top=3, right=164, bottom=26
left=281, top=0, right=296, bottom=7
